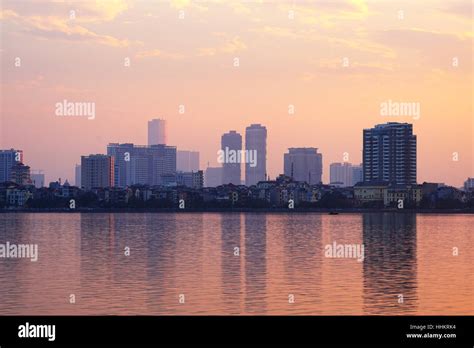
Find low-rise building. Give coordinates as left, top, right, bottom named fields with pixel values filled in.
left=464, top=178, right=474, bottom=192
left=7, top=188, right=32, bottom=207
left=178, top=171, right=203, bottom=189
left=10, top=162, right=31, bottom=185
left=354, top=182, right=389, bottom=205
left=383, top=184, right=422, bottom=207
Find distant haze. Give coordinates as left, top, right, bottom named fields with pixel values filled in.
left=1, top=1, right=472, bottom=186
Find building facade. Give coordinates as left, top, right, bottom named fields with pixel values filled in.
left=363, top=122, right=417, bottom=185
left=284, top=148, right=322, bottom=185
left=148, top=118, right=167, bottom=145
left=75, top=164, right=82, bottom=187
left=354, top=182, right=388, bottom=205
left=176, top=170, right=204, bottom=189
left=221, top=131, right=242, bottom=185
left=107, top=143, right=176, bottom=187
left=383, top=184, right=422, bottom=207
left=30, top=172, right=45, bottom=188
left=0, top=149, right=23, bottom=183
left=205, top=167, right=222, bottom=187
left=10, top=162, right=31, bottom=185
left=7, top=188, right=32, bottom=207
left=352, top=164, right=363, bottom=186
left=177, top=150, right=200, bottom=172
left=354, top=181, right=421, bottom=207
left=330, top=162, right=353, bottom=187
left=464, top=178, right=474, bottom=192
left=81, top=154, right=114, bottom=190
left=245, top=124, right=267, bottom=186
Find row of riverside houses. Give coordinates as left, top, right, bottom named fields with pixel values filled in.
left=1, top=176, right=473, bottom=210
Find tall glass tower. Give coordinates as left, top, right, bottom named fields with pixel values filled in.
left=245, top=124, right=267, bottom=186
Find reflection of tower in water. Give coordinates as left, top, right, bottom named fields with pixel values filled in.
left=362, top=213, right=418, bottom=314
left=78, top=213, right=117, bottom=311
left=144, top=213, right=178, bottom=312
left=244, top=214, right=267, bottom=313
left=79, top=213, right=116, bottom=272
left=0, top=214, right=34, bottom=312
left=220, top=214, right=242, bottom=313
left=281, top=214, right=323, bottom=308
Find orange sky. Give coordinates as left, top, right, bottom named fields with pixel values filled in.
left=1, top=0, right=472, bottom=186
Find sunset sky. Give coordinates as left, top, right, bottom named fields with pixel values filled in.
left=1, top=0, right=472, bottom=186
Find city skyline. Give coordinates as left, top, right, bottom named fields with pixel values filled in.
left=1, top=119, right=473, bottom=188
left=1, top=1, right=472, bottom=186
left=0, top=1, right=473, bottom=341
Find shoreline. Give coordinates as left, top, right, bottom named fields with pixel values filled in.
left=1, top=208, right=473, bottom=214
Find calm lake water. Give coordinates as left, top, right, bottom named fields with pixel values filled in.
left=0, top=213, right=472, bottom=315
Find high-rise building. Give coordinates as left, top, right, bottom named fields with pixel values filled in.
left=205, top=167, right=222, bottom=187
left=363, top=122, right=417, bottom=185
left=245, top=124, right=267, bottom=186
left=177, top=150, right=200, bottom=172
left=221, top=131, right=242, bottom=185
left=284, top=148, right=322, bottom=184
left=75, top=164, right=81, bottom=187
left=81, top=154, right=114, bottom=190
left=351, top=164, right=363, bottom=186
left=107, top=143, right=176, bottom=187
left=10, top=162, right=31, bottom=185
left=148, top=118, right=167, bottom=145
left=330, top=162, right=353, bottom=187
left=0, top=149, right=23, bottom=183
left=30, top=171, right=45, bottom=188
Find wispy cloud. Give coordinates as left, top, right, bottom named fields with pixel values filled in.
left=169, top=0, right=208, bottom=12
left=278, top=0, right=370, bottom=29
left=0, top=10, right=137, bottom=47
left=438, top=1, right=473, bottom=20
left=1, top=0, right=130, bottom=23
left=197, top=34, right=247, bottom=56
left=135, top=49, right=185, bottom=60
left=373, top=28, right=472, bottom=57
left=77, top=0, right=131, bottom=22
left=250, top=25, right=395, bottom=59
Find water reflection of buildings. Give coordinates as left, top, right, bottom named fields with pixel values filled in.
left=362, top=213, right=418, bottom=314
left=171, top=213, right=206, bottom=313
left=320, top=215, right=364, bottom=314
left=220, top=214, right=242, bottom=313
left=0, top=214, right=84, bottom=314
left=281, top=214, right=323, bottom=311
left=80, top=214, right=128, bottom=313
left=244, top=214, right=267, bottom=313
left=79, top=213, right=167, bottom=314
left=0, top=214, right=35, bottom=314
left=144, top=213, right=178, bottom=313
